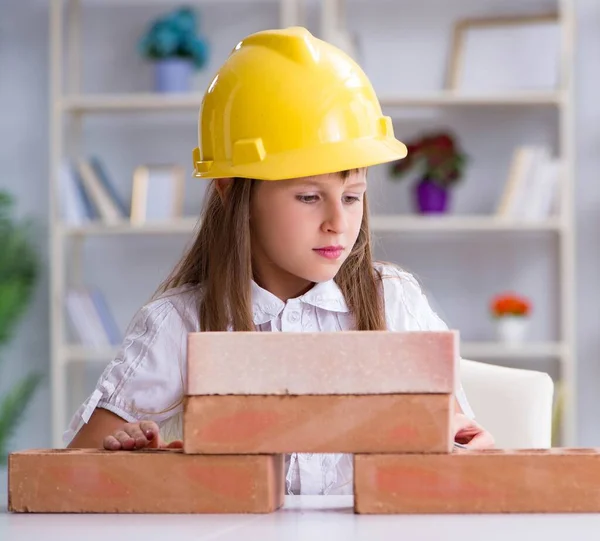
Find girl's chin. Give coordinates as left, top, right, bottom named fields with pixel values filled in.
left=299, top=263, right=344, bottom=284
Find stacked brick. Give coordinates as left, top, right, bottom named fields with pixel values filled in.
left=10, top=330, right=591, bottom=514
left=183, top=331, right=456, bottom=455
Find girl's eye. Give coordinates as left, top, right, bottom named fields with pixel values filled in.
left=297, top=195, right=319, bottom=203
left=296, top=194, right=362, bottom=204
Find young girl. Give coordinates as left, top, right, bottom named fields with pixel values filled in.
left=65, top=26, right=494, bottom=495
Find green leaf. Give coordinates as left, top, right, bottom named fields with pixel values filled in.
left=0, top=372, right=43, bottom=464
left=0, top=194, right=38, bottom=367
left=0, top=190, right=41, bottom=463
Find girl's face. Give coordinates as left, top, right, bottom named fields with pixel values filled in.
left=249, top=170, right=367, bottom=300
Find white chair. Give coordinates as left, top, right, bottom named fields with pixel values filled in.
left=460, top=359, right=554, bottom=449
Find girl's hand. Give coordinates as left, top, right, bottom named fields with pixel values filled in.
left=103, top=420, right=183, bottom=451
left=453, top=412, right=495, bottom=450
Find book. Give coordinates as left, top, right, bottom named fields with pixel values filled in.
left=522, top=158, right=561, bottom=221
left=58, top=160, right=89, bottom=225
left=65, top=287, right=121, bottom=347
left=65, top=289, right=106, bottom=347
left=89, top=156, right=129, bottom=218
left=76, top=158, right=124, bottom=224
left=495, top=145, right=560, bottom=220
left=89, top=287, right=122, bottom=346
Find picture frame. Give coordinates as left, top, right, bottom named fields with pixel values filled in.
left=130, top=164, right=185, bottom=225
left=446, top=14, right=561, bottom=93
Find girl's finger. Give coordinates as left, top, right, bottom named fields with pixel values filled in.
left=103, top=435, right=121, bottom=450
left=455, top=426, right=483, bottom=441
left=124, top=424, right=150, bottom=449
left=114, top=430, right=136, bottom=450
left=139, top=420, right=160, bottom=441
left=454, top=417, right=484, bottom=435
left=165, top=440, right=183, bottom=449
left=464, top=430, right=495, bottom=449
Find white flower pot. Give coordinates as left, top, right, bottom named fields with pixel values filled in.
left=496, top=316, right=529, bottom=345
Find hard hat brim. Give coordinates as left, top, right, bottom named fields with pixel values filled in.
left=193, top=136, right=408, bottom=181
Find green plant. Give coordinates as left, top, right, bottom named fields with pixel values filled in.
left=137, top=6, right=209, bottom=69
left=0, top=192, right=42, bottom=465
left=390, top=131, right=468, bottom=189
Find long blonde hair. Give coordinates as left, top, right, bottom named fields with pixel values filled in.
left=155, top=170, right=386, bottom=331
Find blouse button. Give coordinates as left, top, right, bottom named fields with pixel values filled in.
left=288, top=311, right=300, bottom=323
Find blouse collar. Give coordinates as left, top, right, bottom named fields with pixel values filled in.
left=250, top=278, right=349, bottom=325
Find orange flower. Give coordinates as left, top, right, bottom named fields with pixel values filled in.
left=490, top=293, right=531, bottom=317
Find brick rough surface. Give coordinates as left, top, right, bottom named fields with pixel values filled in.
left=354, top=449, right=600, bottom=514
left=9, top=449, right=284, bottom=513
left=187, top=330, right=458, bottom=395
left=184, top=394, right=453, bottom=454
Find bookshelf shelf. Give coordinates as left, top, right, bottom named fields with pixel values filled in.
left=60, top=341, right=566, bottom=367
left=461, top=342, right=566, bottom=360
left=60, top=91, right=564, bottom=114
left=60, top=93, right=205, bottom=112
left=58, top=215, right=562, bottom=237
left=61, top=345, right=118, bottom=364
left=379, top=91, right=564, bottom=108
left=60, top=218, right=200, bottom=236
left=370, top=215, right=563, bottom=233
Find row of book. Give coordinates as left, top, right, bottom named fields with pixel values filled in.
left=59, top=157, right=129, bottom=225
left=65, top=287, right=122, bottom=347
left=495, top=145, right=561, bottom=220
left=60, top=148, right=560, bottom=226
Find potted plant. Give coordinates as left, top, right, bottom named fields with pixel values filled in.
left=390, top=131, right=468, bottom=214
left=490, top=292, right=532, bottom=345
left=138, top=6, right=209, bottom=93
left=0, top=191, right=42, bottom=473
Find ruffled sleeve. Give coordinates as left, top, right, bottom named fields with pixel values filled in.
left=63, top=297, right=192, bottom=446
left=378, top=263, right=476, bottom=419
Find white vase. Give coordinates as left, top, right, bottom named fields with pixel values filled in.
left=496, top=316, right=529, bottom=345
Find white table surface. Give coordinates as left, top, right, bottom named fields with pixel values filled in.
left=2, top=491, right=600, bottom=541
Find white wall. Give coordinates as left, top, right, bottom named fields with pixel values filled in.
left=0, top=0, right=598, bottom=451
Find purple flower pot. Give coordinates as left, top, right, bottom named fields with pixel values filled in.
left=154, top=58, right=193, bottom=93
left=414, top=179, right=449, bottom=214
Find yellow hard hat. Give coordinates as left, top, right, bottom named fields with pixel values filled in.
left=192, top=26, right=407, bottom=181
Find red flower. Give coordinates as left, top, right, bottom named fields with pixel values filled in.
left=390, top=130, right=467, bottom=189
left=431, top=134, right=454, bottom=150
left=490, top=293, right=531, bottom=317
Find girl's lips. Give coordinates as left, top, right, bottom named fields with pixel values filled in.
left=313, top=247, right=344, bottom=260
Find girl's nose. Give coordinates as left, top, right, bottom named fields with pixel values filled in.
left=322, top=201, right=347, bottom=234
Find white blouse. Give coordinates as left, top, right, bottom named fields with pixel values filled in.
left=64, top=262, right=474, bottom=495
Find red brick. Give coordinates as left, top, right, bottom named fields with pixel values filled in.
left=184, top=394, right=453, bottom=454
left=354, top=449, right=600, bottom=514
left=8, top=449, right=284, bottom=514
left=187, top=331, right=457, bottom=395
